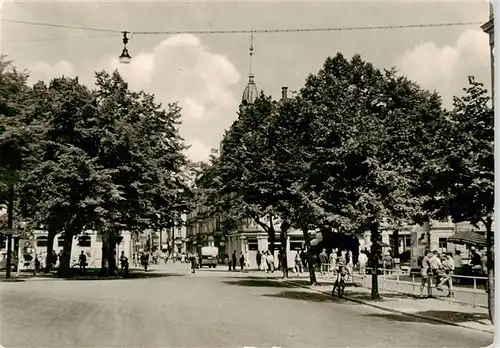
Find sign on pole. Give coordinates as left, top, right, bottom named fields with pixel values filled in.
left=0, top=228, right=16, bottom=235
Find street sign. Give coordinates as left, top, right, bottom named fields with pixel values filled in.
left=0, top=228, right=16, bottom=235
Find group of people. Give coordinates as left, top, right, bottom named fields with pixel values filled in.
left=420, top=250, right=457, bottom=298
left=318, top=248, right=356, bottom=281
left=256, top=250, right=277, bottom=273
left=420, top=247, right=488, bottom=298
left=224, top=251, right=249, bottom=271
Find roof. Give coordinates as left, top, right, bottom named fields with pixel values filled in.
left=447, top=231, right=486, bottom=247
left=242, top=74, right=258, bottom=104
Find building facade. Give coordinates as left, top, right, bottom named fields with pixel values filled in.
left=17, top=230, right=134, bottom=271
left=481, top=3, right=494, bottom=103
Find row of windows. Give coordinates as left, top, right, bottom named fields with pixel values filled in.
left=35, top=236, right=91, bottom=248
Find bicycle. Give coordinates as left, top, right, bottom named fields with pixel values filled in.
left=332, top=270, right=347, bottom=298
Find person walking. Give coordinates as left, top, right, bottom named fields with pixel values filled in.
left=329, top=249, right=337, bottom=274
left=300, top=249, right=308, bottom=268
left=358, top=250, right=368, bottom=278
left=239, top=252, right=245, bottom=271
left=346, top=250, right=354, bottom=282
left=261, top=251, right=268, bottom=272
left=453, top=250, right=463, bottom=284
left=437, top=252, right=454, bottom=297
left=266, top=251, right=275, bottom=273
left=430, top=250, right=443, bottom=286
left=232, top=251, right=237, bottom=271
left=294, top=251, right=302, bottom=275
left=420, top=250, right=433, bottom=298
left=319, top=249, right=329, bottom=275
left=79, top=251, right=87, bottom=274
left=256, top=251, right=262, bottom=271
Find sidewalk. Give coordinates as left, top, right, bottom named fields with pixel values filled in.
left=247, top=270, right=494, bottom=334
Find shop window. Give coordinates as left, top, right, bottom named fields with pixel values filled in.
left=248, top=243, right=258, bottom=251
left=78, top=236, right=91, bottom=247
left=36, top=236, right=48, bottom=247
left=439, top=238, right=447, bottom=252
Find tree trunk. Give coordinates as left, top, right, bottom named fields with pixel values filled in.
left=44, top=229, right=57, bottom=273
left=57, top=231, right=73, bottom=277
left=5, top=183, right=14, bottom=279
left=109, top=233, right=118, bottom=275
left=280, top=222, right=290, bottom=279
left=485, top=216, right=494, bottom=324
left=101, top=232, right=109, bottom=276
left=268, top=214, right=275, bottom=255
left=392, top=229, right=399, bottom=258
left=302, top=227, right=317, bottom=285
left=370, top=221, right=381, bottom=300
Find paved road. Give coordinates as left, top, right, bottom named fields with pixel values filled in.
left=0, top=263, right=493, bottom=348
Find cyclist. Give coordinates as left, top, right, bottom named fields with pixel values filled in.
left=332, top=250, right=348, bottom=297
left=119, top=251, right=129, bottom=276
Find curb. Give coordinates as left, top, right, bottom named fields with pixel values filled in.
left=280, top=279, right=494, bottom=334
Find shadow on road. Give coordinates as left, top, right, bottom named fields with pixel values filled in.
left=63, top=271, right=186, bottom=281
left=262, top=290, right=343, bottom=303
left=363, top=310, right=490, bottom=326
left=0, top=278, right=26, bottom=283
left=222, top=278, right=295, bottom=288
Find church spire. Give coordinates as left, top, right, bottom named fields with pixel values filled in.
left=242, top=30, right=258, bottom=105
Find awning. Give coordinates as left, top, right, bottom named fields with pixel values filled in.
left=448, top=231, right=486, bottom=247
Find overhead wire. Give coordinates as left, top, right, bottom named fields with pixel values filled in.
left=131, top=21, right=484, bottom=35
left=1, top=18, right=484, bottom=40
left=2, top=19, right=122, bottom=33
left=4, top=34, right=117, bottom=43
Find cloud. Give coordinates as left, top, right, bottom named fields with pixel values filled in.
left=102, top=34, right=241, bottom=161
left=105, top=34, right=240, bottom=121
left=185, top=138, right=212, bottom=163
left=395, top=29, right=491, bottom=108
left=28, top=60, right=76, bottom=85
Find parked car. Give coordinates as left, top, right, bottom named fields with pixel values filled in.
left=199, top=246, right=218, bottom=268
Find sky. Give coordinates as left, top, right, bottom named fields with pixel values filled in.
left=0, top=0, right=493, bottom=163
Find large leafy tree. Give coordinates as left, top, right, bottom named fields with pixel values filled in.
left=216, top=95, right=284, bottom=254
left=17, top=71, right=190, bottom=276
left=287, top=53, right=448, bottom=297
left=439, top=77, right=494, bottom=322
left=0, top=58, right=38, bottom=277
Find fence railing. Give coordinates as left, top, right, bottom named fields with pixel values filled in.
left=316, top=263, right=489, bottom=308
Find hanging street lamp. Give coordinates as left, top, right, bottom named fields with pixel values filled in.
left=119, top=31, right=132, bottom=64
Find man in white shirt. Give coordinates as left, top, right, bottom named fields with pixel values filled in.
left=358, top=251, right=368, bottom=277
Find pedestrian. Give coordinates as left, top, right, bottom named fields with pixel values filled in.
left=329, top=249, right=337, bottom=273
left=256, top=251, right=262, bottom=271
left=79, top=250, right=87, bottom=273
left=437, top=252, right=454, bottom=297
left=430, top=250, right=442, bottom=285
left=358, top=250, right=368, bottom=278
left=453, top=250, right=463, bottom=284
left=261, top=251, right=268, bottom=272
left=294, top=251, right=302, bottom=275
left=266, top=251, right=275, bottom=273
left=239, top=252, right=245, bottom=271
left=232, top=251, right=237, bottom=271
left=141, top=252, right=149, bottom=272
left=119, top=251, right=129, bottom=276
left=319, top=249, right=329, bottom=275
left=346, top=250, right=354, bottom=282
left=300, top=249, right=308, bottom=268
left=420, top=250, right=433, bottom=298
left=34, top=255, right=41, bottom=274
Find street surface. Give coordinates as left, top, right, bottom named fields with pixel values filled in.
left=0, top=263, right=494, bottom=348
